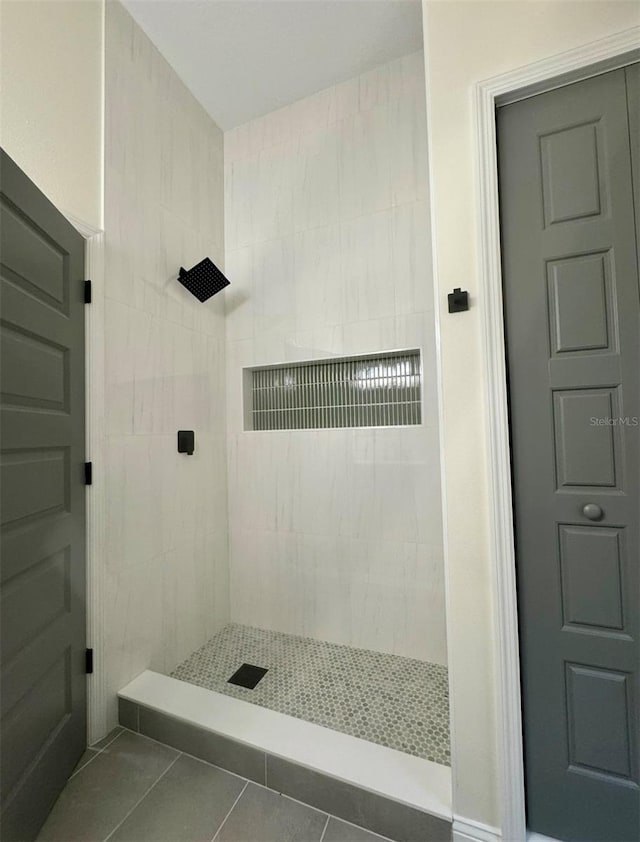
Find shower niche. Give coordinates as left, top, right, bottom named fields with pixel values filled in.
left=242, top=350, right=423, bottom=431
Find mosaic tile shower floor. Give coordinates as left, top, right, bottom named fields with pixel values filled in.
left=171, top=624, right=450, bottom=766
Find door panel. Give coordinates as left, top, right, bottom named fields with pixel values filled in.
left=1, top=326, right=69, bottom=409
left=559, top=525, right=625, bottom=630
left=1, top=547, right=71, bottom=662
left=553, top=388, right=621, bottom=488
left=1, top=202, right=68, bottom=309
left=0, top=150, right=87, bottom=842
left=547, top=251, right=614, bottom=354
left=498, top=66, right=639, bottom=841
left=540, top=120, right=605, bottom=224
left=566, top=664, right=633, bottom=779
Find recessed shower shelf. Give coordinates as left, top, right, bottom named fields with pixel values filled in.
left=244, top=349, right=423, bottom=431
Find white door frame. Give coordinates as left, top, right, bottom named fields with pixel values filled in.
left=65, top=213, right=107, bottom=745
left=474, top=26, right=640, bottom=842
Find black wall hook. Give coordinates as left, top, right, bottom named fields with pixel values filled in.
left=448, top=288, right=469, bottom=313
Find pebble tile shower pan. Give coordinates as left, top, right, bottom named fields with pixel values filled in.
left=171, top=624, right=450, bottom=766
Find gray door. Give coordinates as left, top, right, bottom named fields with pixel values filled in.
left=0, top=150, right=87, bottom=841
left=498, top=66, right=639, bottom=841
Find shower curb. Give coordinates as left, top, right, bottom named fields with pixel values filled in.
left=118, top=672, right=452, bottom=842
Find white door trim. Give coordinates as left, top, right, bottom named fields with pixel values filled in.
left=474, top=26, right=640, bottom=842
left=65, top=213, right=107, bottom=745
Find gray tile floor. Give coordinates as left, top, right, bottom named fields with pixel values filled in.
left=171, top=624, right=450, bottom=765
left=37, top=728, right=394, bottom=842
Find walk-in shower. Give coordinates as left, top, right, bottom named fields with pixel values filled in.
left=108, top=26, right=451, bottom=839
left=160, top=48, right=450, bottom=780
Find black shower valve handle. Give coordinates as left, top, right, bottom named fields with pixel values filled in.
left=177, top=430, right=195, bottom=455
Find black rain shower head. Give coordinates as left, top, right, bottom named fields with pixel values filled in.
left=178, top=257, right=230, bottom=302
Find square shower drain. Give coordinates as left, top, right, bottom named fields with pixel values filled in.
left=227, top=663, right=268, bottom=689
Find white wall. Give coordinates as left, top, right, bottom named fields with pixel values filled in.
left=0, top=0, right=103, bottom=229
left=422, top=0, right=640, bottom=831
left=102, top=0, right=228, bottom=728
left=224, top=52, right=447, bottom=665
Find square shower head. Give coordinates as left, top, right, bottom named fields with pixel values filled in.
left=178, top=257, right=230, bottom=302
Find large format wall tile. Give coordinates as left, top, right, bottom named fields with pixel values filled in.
left=224, top=50, right=446, bottom=666
left=338, top=106, right=393, bottom=220
left=104, top=0, right=228, bottom=728
left=293, top=224, right=343, bottom=330
left=294, top=123, right=341, bottom=232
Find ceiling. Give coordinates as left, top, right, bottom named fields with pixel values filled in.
left=122, top=0, right=423, bottom=130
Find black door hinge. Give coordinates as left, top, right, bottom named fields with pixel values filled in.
left=84, top=280, right=92, bottom=304
left=85, top=648, right=94, bottom=674
left=84, top=462, right=93, bottom=485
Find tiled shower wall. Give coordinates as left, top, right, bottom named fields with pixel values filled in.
left=103, top=1, right=228, bottom=726
left=224, top=52, right=447, bottom=665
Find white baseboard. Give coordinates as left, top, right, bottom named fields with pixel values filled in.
left=453, top=816, right=501, bottom=842
left=452, top=817, right=561, bottom=842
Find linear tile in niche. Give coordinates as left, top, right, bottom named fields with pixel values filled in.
left=247, top=350, right=422, bottom=431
